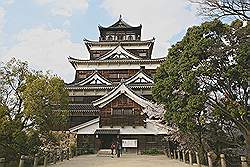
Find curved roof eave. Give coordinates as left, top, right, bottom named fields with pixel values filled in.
left=68, top=56, right=166, bottom=64
left=98, top=18, right=142, bottom=30
left=83, top=38, right=155, bottom=45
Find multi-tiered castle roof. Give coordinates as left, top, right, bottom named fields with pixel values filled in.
left=67, top=16, right=165, bottom=129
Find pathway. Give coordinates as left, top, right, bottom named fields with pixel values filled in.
left=52, top=154, right=195, bottom=167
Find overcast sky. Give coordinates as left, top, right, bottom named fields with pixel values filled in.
left=0, top=0, right=201, bottom=82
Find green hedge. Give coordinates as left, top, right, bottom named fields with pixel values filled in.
left=76, top=147, right=95, bottom=155
left=143, top=149, right=163, bottom=155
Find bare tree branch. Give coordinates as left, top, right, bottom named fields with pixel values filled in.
left=190, top=0, right=250, bottom=20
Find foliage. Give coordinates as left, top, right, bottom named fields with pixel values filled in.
left=70, top=143, right=77, bottom=156
left=143, top=103, right=166, bottom=120
left=142, top=148, right=163, bottom=155
left=0, top=58, right=69, bottom=161
left=153, top=19, right=249, bottom=162
left=76, top=147, right=95, bottom=155
left=190, top=0, right=250, bottom=21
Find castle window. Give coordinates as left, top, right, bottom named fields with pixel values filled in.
left=118, top=73, right=128, bottom=78
left=112, top=108, right=134, bottom=115
left=139, top=52, right=147, bottom=57
left=112, top=108, right=123, bottom=115
left=117, top=35, right=123, bottom=40
left=128, top=35, right=133, bottom=40
left=123, top=108, right=134, bottom=115
left=107, top=35, right=113, bottom=41
left=137, top=35, right=140, bottom=40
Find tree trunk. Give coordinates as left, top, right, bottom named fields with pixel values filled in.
left=197, top=142, right=207, bottom=164
left=246, top=130, right=250, bottom=165
left=198, top=136, right=207, bottom=164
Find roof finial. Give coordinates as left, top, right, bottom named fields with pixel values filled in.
left=119, top=14, right=122, bottom=20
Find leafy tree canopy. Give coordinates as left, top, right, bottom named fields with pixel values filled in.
left=0, top=58, right=69, bottom=161
left=153, top=19, right=249, bottom=161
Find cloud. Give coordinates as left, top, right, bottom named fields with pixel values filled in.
left=34, top=0, right=89, bottom=17
left=3, top=0, right=15, bottom=6
left=2, top=27, right=88, bottom=82
left=63, top=20, right=71, bottom=28
left=102, top=0, right=200, bottom=57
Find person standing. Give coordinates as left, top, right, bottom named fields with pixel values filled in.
left=116, top=141, right=121, bottom=158
left=111, top=142, right=115, bottom=155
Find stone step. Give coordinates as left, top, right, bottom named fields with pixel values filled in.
left=97, top=149, right=114, bottom=157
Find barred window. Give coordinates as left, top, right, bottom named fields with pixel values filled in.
left=112, top=108, right=134, bottom=115
left=128, top=35, right=133, bottom=40
left=112, top=108, right=123, bottom=115
left=123, top=109, right=134, bottom=115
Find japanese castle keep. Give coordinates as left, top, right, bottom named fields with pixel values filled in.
left=67, top=16, right=169, bottom=154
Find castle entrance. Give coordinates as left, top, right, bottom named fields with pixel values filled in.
left=94, top=129, right=120, bottom=149
left=99, top=134, right=117, bottom=149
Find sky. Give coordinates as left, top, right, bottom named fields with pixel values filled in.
left=0, top=0, right=202, bottom=82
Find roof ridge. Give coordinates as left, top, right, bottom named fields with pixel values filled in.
left=69, top=118, right=99, bottom=132
left=98, top=16, right=141, bottom=29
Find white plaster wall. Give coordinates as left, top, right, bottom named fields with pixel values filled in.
left=76, top=122, right=168, bottom=135
left=75, top=63, right=160, bottom=71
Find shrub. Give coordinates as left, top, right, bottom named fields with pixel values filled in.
left=143, top=149, right=162, bottom=155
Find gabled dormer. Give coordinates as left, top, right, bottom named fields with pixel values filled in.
left=71, top=71, right=112, bottom=86
left=98, top=45, right=141, bottom=60
left=125, top=68, right=154, bottom=85
left=93, top=82, right=152, bottom=108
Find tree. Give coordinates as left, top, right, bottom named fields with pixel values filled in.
left=0, top=58, right=68, bottom=161
left=143, top=103, right=166, bottom=120
left=190, top=0, right=250, bottom=21
left=153, top=19, right=249, bottom=164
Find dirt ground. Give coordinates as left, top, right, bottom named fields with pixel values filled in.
left=53, top=154, right=194, bottom=167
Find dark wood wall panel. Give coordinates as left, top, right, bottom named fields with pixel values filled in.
left=100, top=95, right=145, bottom=127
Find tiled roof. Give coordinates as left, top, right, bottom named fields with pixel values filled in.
left=95, top=129, right=120, bottom=135
left=65, top=84, right=153, bottom=90
left=98, top=16, right=141, bottom=30
left=84, top=38, right=154, bottom=45
left=68, top=56, right=165, bottom=64
left=68, top=104, right=99, bottom=111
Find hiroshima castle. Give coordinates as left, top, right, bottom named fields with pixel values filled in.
left=66, top=16, right=169, bottom=153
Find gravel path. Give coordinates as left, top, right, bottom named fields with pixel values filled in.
left=52, top=154, right=194, bottom=167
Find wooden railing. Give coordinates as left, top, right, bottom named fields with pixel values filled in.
left=166, top=149, right=248, bottom=167
left=0, top=147, right=76, bottom=167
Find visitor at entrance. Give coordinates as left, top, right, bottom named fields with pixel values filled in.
left=111, top=142, right=115, bottom=155
left=116, top=141, right=122, bottom=158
